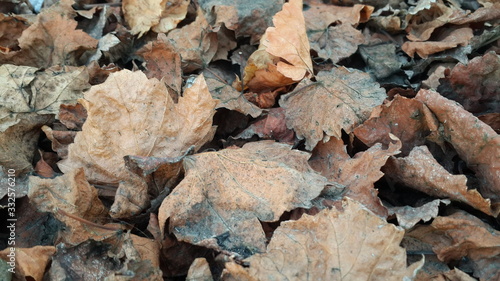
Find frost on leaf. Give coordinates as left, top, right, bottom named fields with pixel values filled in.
left=158, top=141, right=327, bottom=256
left=223, top=198, right=423, bottom=281
left=279, top=67, right=387, bottom=150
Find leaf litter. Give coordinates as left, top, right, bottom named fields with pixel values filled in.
left=1, top=0, right=500, bottom=280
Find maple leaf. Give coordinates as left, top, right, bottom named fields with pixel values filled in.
left=158, top=141, right=327, bottom=255
left=262, top=0, right=313, bottom=80
left=279, top=67, right=387, bottom=150
left=223, top=198, right=424, bottom=281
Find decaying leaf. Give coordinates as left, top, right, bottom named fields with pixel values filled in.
left=415, top=89, right=500, bottom=203
left=0, top=246, right=56, bottom=281
left=223, top=198, right=423, bottom=281
left=28, top=168, right=111, bottom=245
left=408, top=210, right=500, bottom=280
left=402, top=27, right=474, bottom=58
left=159, top=141, right=327, bottom=255
left=262, top=0, right=313, bottom=80
left=354, top=95, right=439, bottom=156
left=280, top=67, right=387, bottom=150
left=388, top=199, right=450, bottom=229
left=123, top=0, right=189, bottom=36
left=0, top=13, right=97, bottom=68
left=235, top=108, right=294, bottom=143
left=309, top=135, right=401, bottom=217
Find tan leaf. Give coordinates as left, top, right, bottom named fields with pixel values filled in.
left=28, top=168, right=112, bottom=245
left=58, top=70, right=217, bottom=185
left=223, top=198, right=423, bottom=281
left=309, top=136, right=401, bottom=217
left=408, top=210, right=500, bottom=280
left=123, top=0, right=189, bottom=36
left=159, top=141, right=327, bottom=255
left=415, top=89, right=500, bottom=202
left=279, top=67, right=387, bottom=150
left=384, top=145, right=500, bottom=216
left=402, top=27, right=474, bottom=58
left=186, top=258, right=214, bottom=281
left=0, top=246, right=55, bottom=281
left=388, top=199, right=450, bottom=229
left=262, top=0, right=313, bottom=80
left=0, top=13, right=97, bottom=68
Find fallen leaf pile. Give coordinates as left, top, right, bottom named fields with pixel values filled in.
left=0, top=0, right=499, bottom=280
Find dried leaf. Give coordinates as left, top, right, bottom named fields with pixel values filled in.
left=415, top=89, right=500, bottom=202
left=309, top=136, right=401, bottom=217
left=408, top=210, right=500, bottom=280
left=279, top=67, right=387, bottom=150
left=384, top=145, right=499, bottom=217
left=0, top=13, right=97, bottom=68
left=159, top=141, right=327, bottom=255
left=186, top=258, right=213, bottom=281
left=402, top=27, right=474, bottom=58
left=122, top=0, right=189, bottom=36
left=388, top=199, right=450, bottom=229
left=223, top=198, right=423, bottom=281
left=0, top=246, right=55, bottom=281
left=28, top=168, right=110, bottom=245
left=262, top=0, right=313, bottom=80
left=236, top=108, right=295, bottom=143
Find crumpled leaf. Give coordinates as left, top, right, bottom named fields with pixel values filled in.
left=199, top=0, right=284, bottom=44
left=437, top=51, right=500, bottom=114
left=223, top=198, right=424, bottom=281
left=235, top=107, right=294, bottom=143
left=159, top=141, right=327, bottom=255
left=165, top=9, right=218, bottom=73
left=309, top=135, right=401, bottom=217
left=28, top=168, right=111, bottom=245
left=402, top=27, right=474, bottom=58
left=354, top=94, right=439, bottom=156
left=279, top=67, right=387, bottom=150
left=415, top=89, right=500, bottom=202
left=0, top=246, right=55, bottom=281
left=388, top=199, right=450, bottom=229
left=136, top=33, right=182, bottom=96
left=58, top=70, right=217, bottom=217
left=0, top=12, right=97, bottom=68
left=123, top=0, right=189, bottom=36
left=0, top=14, right=30, bottom=50
left=0, top=64, right=90, bottom=124
left=383, top=145, right=500, bottom=217
left=262, top=0, right=313, bottom=80
left=408, top=210, right=500, bottom=280
left=304, top=3, right=372, bottom=63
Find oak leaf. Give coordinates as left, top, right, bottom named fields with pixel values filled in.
left=262, top=0, right=313, bottom=80
left=158, top=141, right=327, bottom=255
left=279, top=67, right=387, bottom=150
left=415, top=89, right=500, bottom=202
left=223, top=198, right=423, bottom=281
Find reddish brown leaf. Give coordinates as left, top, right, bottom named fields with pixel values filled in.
left=236, top=108, right=295, bottom=143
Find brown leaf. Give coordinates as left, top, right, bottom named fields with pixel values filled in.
left=136, top=33, right=182, bottom=96
left=35, top=150, right=56, bottom=178
left=408, top=210, right=500, bottom=280
left=0, top=13, right=97, bottom=68
left=165, top=9, right=218, bottom=72
left=0, top=14, right=29, bottom=50
left=236, top=108, right=295, bottom=143
left=223, top=198, right=424, bottom=281
left=415, top=89, right=500, bottom=202
left=122, top=0, right=189, bottom=36
left=384, top=145, right=500, bottom=217
left=354, top=95, right=439, bottom=156
left=309, top=136, right=401, bottom=217
left=0, top=246, right=56, bottom=281
left=405, top=1, right=461, bottom=42
left=402, top=27, right=474, bottom=58
left=28, top=168, right=111, bottom=245
left=279, top=67, right=387, bottom=150
left=243, top=49, right=295, bottom=92
left=437, top=51, right=500, bottom=114
left=158, top=141, right=327, bottom=255
left=262, top=0, right=313, bottom=80
left=59, top=103, right=87, bottom=131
